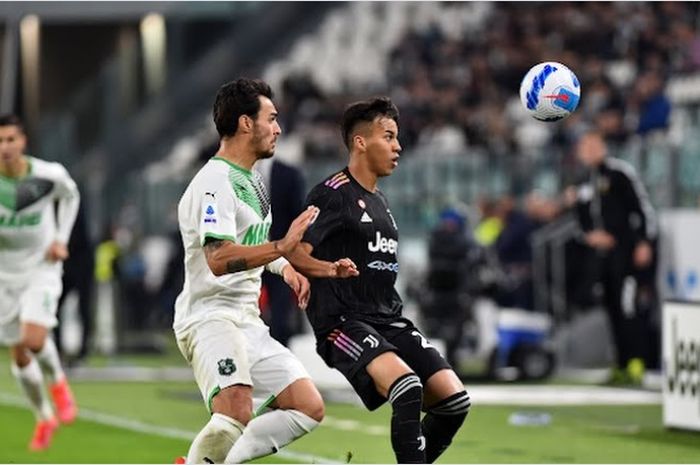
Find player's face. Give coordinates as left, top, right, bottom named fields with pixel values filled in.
left=576, top=133, right=605, bottom=167
left=0, top=125, right=26, bottom=164
left=365, top=117, right=401, bottom=177
left=252, top=96, right=281, bottom=160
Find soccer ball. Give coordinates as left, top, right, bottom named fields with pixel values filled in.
left=519, top=62, right=581, bottom=121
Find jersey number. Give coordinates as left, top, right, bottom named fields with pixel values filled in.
left=411, top=331, right=436, bottom=350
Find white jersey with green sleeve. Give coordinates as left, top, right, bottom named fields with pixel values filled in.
left=0, top=156, right=80, bottom=285
left=173, top=156, right=289, bottom=334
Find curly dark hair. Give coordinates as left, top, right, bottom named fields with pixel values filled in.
left=213, top=78, right=274, bottom=138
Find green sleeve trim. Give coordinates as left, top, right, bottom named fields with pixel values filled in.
left=202, top=232, right=237, bottom=246
left=207, top=386, right=221, bottom=414
left=212, top=156, right=252, bottom=176
left=253, top=394, right=277, bottom=418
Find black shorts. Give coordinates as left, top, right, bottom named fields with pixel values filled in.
left=316, top=316, right=452, bottom=410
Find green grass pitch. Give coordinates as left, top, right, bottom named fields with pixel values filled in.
left=1, top=373, right=699, bottom=463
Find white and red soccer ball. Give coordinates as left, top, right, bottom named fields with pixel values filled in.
left=519, top=62, right=581, bottom=121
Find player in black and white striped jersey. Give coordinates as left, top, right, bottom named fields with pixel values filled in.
left=287, top=97, right=470, bottom=463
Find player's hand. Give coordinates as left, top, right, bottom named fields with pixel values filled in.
left=331, top=258, right=359, bottom=278
left=46, top=241, right=69, bottom=262
left=634, top=240, right=653, bottom=268
left=282, top=265, right=311, bottom=310
left=277, top=206, right=319, bottom=255
left=585, top=230, right=616, bottom=250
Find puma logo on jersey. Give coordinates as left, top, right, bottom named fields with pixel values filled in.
left=368, top=231, right=397, bottom=254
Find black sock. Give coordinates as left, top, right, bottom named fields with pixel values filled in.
left=421, top=391, right=470, bottom=463
left=388, top=373, right=425, bottom=463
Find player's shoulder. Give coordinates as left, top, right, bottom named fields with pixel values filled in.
left=190, top=158, right=232, bottom=188
left=309, top=170, right=353, bottom=198
left=312, top=170, right=352, bottom=195
left=28, top=156, right=69, bottom=178
left=605, top=157, right=638, bottom=178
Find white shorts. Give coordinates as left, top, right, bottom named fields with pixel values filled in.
left=176, top=314, right=310, bottom=414
left=0, top=270, right=63, bottom=346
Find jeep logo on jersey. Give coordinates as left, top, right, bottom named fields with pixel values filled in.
left=368, top=231, right=397, bottom=254
left=217, top=358, right=236, bottom=376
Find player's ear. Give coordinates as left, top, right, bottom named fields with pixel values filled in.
left=239, top=114, right=254, bottom=134
left=353, top=134, right=366, bottom=152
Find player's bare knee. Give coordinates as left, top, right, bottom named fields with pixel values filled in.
left=300, top=396, right=325, bottom=422
left=275, top=378, right=325, bottom=422
left=10, top=345, right=31, bottom=367
left=212, top=385, right=253, bottom=425
left=20, top=331, right=46, bottom=353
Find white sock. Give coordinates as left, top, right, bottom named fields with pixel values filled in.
left=187, top=413, right=244, bottom=464
left=224, top=409, right=319, bottom=463
left=34, top=338, right=65, bottom=385
left=11, top=359, right=54, bottom=421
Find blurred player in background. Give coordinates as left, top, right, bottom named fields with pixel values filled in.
left=571, top=130, right=658, bottom=384
left=288, top=98, right=470, bottom=463
left=0, top=114, right=80, bottom=451
left=174, top=79, right=356, bottom=464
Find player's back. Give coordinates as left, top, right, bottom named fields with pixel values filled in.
left=174, top=157, right=273, bottom=333
left=302, top=168, right=403, bottom=334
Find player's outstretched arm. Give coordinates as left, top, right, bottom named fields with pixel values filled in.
left=203, top=207, right=318, bottom=276
left=286, top=242, right=359, bottom=279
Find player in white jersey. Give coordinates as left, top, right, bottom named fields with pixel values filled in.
left=0, top=114, right=80, bottom=451
left=174, top=79, right=357, bottom=464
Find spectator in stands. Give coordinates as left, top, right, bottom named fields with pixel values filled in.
left=494, top=195, right=537, bottom=310
left=632, top=71, right=672, bottom=135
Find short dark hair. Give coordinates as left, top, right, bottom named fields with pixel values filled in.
left=341, top=97, right=399, bottom=149
left=0, top=114, right=24, bottom=131
left=213, top=78, right=274, bottom=138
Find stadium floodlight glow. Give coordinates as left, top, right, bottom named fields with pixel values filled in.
left=140, top=12, right=166, bottom=96
left=19, top=14, right=41, bottom=132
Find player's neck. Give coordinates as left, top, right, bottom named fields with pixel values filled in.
left=348, top=159, right=378, bottom=192
left=0, top=154, right=28, bottom=178
left=216, top=138, right=257, bottom=171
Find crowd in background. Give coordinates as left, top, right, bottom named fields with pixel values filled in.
left=58, top=2, right=693, bottom=372
left=277, top=2, right=693, bottom=162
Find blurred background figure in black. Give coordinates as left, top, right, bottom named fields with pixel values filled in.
left=418, top=207, right=474, bottom=367
left=571, top=130, right=658, bottom=384
left=258, top=157, right=306, bottom=346
left=55, top=199, right=95, bottom=365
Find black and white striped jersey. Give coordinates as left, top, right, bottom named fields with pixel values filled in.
left=302, top=167, right=403, bottom=334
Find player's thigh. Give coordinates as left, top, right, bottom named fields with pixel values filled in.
left=185, top=319, right=254, bottom=413
left=388, top=320, right=452, bottom=391
left=245, top=323, right=320, bottom=417
left=19, top=271, right=62, bottom=335
left=317, top=319, right=407, bottom=410
left=0, top=284, right=22, bottom=347
left=365, top=351, right=414, bottom=398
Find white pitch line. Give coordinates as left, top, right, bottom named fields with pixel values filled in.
left=0, top=391, right=343, bottom=464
